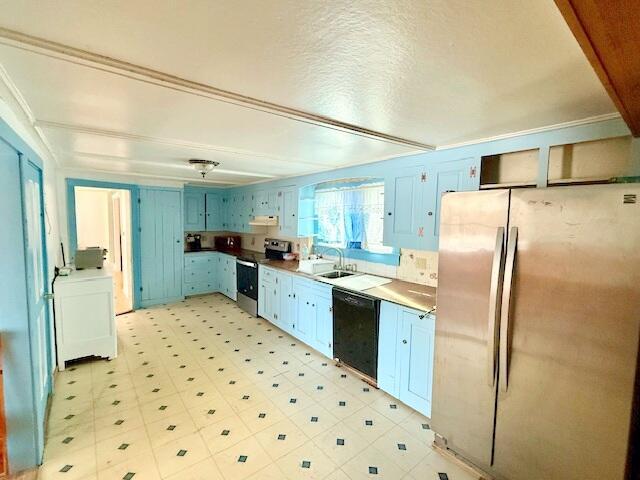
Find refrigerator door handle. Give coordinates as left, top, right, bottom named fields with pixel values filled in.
left=487, top=226, right=506, bottom=386
left=499, top=226, right=518, bottom=392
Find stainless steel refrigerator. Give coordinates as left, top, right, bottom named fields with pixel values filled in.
left=431, top=184, right=640, bottom=480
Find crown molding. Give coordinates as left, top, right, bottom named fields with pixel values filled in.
left=0, top=62, right=59, bottom=165
left=436, top=113, right=622, bottom=151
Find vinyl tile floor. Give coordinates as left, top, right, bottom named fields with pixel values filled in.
left=40, top=293, right=479, bottom=480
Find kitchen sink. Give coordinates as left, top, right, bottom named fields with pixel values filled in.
left=318, top=270, right=357, bottom=279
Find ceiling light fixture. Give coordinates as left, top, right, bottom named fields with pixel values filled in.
left=189, top=159, right=220, bottom=178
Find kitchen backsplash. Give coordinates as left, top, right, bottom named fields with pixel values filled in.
left=190, top=230, right=438, bottom=287
left=397, top=249, right=439, bottom=287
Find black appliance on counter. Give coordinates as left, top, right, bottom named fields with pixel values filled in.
left=185, top=233, right=202, bottom=252
left=332, top=287, right=381, bottom=383
left=236, top=238, right=291, bottom=317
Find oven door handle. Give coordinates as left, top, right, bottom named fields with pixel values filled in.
left=236, top=260, right=258, bottom=268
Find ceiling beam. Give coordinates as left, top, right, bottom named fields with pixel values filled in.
left=554, top=0, right=640, bottom=137
left=0, top=27, right=435, bottom=150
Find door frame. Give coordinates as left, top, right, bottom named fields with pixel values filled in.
left=66, top=179, right=143, bottom=309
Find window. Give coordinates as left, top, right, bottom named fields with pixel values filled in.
left=314, top=179, right=392, bottom=254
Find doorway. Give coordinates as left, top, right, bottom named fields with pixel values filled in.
left=74, top=186, right=133, bottom=314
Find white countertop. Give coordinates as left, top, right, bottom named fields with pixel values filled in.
left=55, top=265, right=113, bottom=284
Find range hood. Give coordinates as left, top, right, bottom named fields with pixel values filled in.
left=248, top=215, right=278, bottom=226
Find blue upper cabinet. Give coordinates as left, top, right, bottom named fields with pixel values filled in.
left=184, top=190, right=205, bottom=231
left=254, top=189, right=278, bottom=216
left=423, top=157, right=478, bottom=250
left=383, top=166, right=424, bottom=249
left=205, top=193, right=222, bottom=231
left=277, top=186, right=298, bottom=237
left=383, top=157, right=479, bottom=251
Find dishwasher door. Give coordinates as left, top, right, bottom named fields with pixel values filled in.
left=332, top=287, right=380, bottom=381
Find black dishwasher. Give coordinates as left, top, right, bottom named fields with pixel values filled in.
left=332, top=287, right=381, bottom=381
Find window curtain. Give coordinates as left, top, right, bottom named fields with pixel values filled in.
left=315, top=184, right=385, bottom=250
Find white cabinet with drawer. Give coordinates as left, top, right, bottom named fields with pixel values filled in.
left=53, top=267, right=116, bottom=371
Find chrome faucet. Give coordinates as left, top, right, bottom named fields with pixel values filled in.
left=316, top=246, right=344, bottom=271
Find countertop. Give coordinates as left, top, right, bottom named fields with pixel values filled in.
left=262, top=259, right=437, bottom=313
left=55, top=265, right=113, bottom=284
left=184, top=249, right=437, bottom=312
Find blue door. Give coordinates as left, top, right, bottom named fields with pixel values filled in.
left=140, top=188, right=183, bottom=306
left=22, top=160, right=51, bottom=463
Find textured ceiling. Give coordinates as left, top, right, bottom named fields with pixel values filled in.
left=0, top=0, right=616, bottom=184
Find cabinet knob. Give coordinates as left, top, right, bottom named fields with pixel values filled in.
left=427, top=211, right=433, bottom=216
left=387, top=212, right=392, bottom=216
left=402, top=339, right=408, bottom=344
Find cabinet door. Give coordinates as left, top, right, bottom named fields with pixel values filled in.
left=278, top=186, right=298, bottom=237
left=254, top=191, right=267, bottom=215
left=294, top=285, right=315, bottom=344
left=266, top=190, right=277, bottom=215
left=205, top=193, right=221, bottom=231
left=141, top=188, right=184, bottom=306
left=378, top=301, right=400, bottom=398
left=399, top=309, right=435, bottom=417
left=314, top=294, right=333, bottom=358
left=184, top=191, right=205, bottom=231
left=383, top=166, right=424, bottom=249
left=423, top=157, right=478, bottom=250
left=222, top=257, right=237, bottom=300
left=278, top=272, right=296, bottom=333
left=258, top=277, right=274, bottom=321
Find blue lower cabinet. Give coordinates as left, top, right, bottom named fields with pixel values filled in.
left=183, top=252, right=218, bottom=296
left=294, top=282, right=315, bottom=345
left=398, top=307, right=435, bottom=417
left=258, top=266, right=276, bottom=322
left=218, top=254, right=237, bottom=300
left=313, top=292, right=333, bottom=358
left=291, top=278, right=333, bottom=357
left=378, top=301, right=401, bottom=398
left=377, top=301, right=435, bottom=417
left=277, top=271, right=296, bottom=333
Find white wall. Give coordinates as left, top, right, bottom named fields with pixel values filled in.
left=75, top=188, right=111, bottom=251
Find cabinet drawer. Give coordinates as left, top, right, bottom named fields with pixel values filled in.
left=184, top=269, right=213, bottom=284
left=260, top=266, right=277, bottom=281
left=184, top=282, right=216, bottom=295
